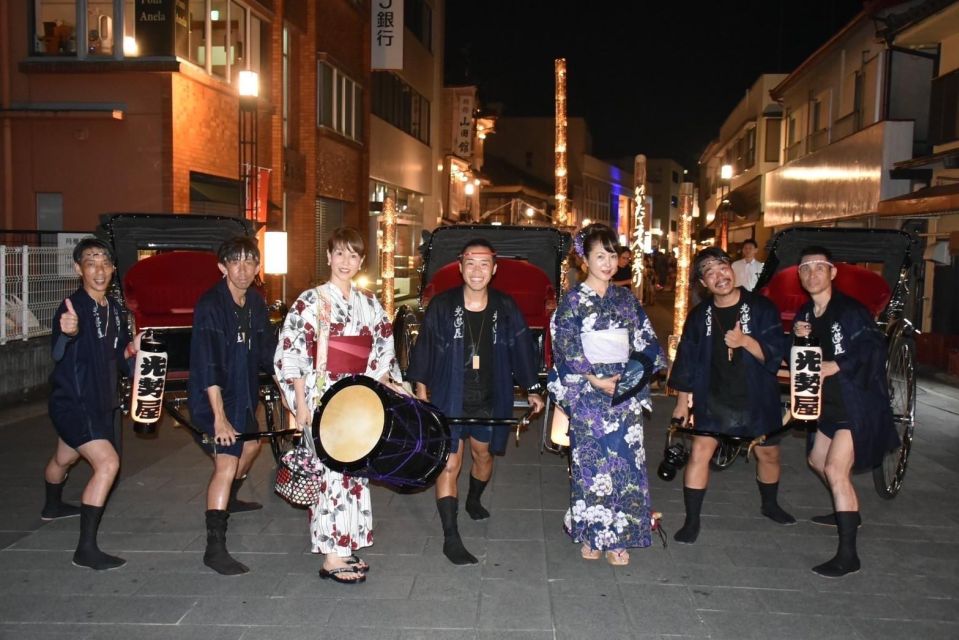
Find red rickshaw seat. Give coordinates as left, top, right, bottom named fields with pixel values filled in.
left=124, top=251, right=222, bottom=328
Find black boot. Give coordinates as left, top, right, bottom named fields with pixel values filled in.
left=674, top=487, right=706, bottom=544
left=203, top=509, right=249, bottom=575
left=436, top=497, right=477, bottom=565
left=758, top=480, right=796, bottom=525
left=41, top=479, right=81, bottom=521
left=465, top=475, right=490, bottom=520
left=228, top=477, right=263, bottom=513
left=72, top=504, right=125, bottom=570
left=811, top=513, right=837, bottom=526
left=812, top=511, right=862, bottom=578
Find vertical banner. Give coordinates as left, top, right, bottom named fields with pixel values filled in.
left=244, top=166, right=271, bottom=223
left=372, top=0, right=404, bottom=70
left=454, top=90, right=475, bottom=159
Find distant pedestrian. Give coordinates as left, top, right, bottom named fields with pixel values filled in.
left=45, top=238, right=141, bottom=570
left=731, top=239, right=763, bottom=291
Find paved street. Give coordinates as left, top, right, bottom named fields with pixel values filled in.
left=0, top=356, right=957, bottom=640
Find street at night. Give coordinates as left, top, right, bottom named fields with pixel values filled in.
left=3, top=1, right=959, bottom=639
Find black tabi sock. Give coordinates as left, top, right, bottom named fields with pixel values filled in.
left=203, top=509, right=249, bottom=575
left=41, top=479, right=81, bottom=520
left=465, top=475, right=490, bottom=520
left=228, top=477, right=263, bottom=513
left=73, top=504, right=125, bottom=571
left=674, top=487, right=706, bottom=544
left=436, top=497, right=478, bottom=565
left=758, top=480, right=796, bottom=525
left=812, top=511, right=862, bottom=578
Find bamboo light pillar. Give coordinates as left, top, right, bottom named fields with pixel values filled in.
left=555, top=58, right=568, bottom=226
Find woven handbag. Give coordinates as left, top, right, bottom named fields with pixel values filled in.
left=274, top=442, right=323, bottom=507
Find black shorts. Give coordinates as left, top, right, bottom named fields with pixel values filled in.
left=816, top=417, right=852, bottom=440
left=449, top=423, right=493, bottom=453
left=196, top=411, right=258, bottom=457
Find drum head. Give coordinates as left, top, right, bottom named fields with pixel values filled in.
left=318, top=383, right=385, bottom=463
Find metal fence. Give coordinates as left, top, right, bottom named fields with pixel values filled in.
left=2, top=245, right=80, bottom=344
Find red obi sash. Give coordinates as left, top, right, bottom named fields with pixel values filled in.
left=326, top=334, right=373, bottom=374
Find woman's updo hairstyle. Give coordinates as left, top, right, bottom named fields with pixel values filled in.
left=576, top=223, right=619, bottom=258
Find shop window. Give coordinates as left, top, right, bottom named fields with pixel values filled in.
left=34, top=0, right=78, bottom=55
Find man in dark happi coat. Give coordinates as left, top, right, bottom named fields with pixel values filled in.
left=793, top=246, right=899, bottom=578
left=46, top=238, right=140, bottom=570
left=189, top=236, right=278, bottom=575
left=669, top=247, right=795, bottom=545
left=408, top=238, right=544, bottom=565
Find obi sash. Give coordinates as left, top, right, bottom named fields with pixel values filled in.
left=581, top=328, right=629, bottom=364
left=326, top=335, right=373, bottom=374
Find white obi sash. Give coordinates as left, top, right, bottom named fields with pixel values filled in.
left=580, top=328, right=629, bottom=364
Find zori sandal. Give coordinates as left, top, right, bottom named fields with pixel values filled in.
left=606, top=549, right=629, bottom=566
left=345, top=555, right=369, bottom=573
left=319, top=566, right=366, bottom=584
left=581, top=543, right=602, bottom=560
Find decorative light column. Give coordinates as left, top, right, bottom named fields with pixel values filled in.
left=381, top=196, right=396, bottom=318
left=671, top=182, right=695, bottom=361
left=555, top=58, right=568, bottom=226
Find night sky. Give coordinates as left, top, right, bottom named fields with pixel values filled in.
left=445, top=0, right=865, bottom=174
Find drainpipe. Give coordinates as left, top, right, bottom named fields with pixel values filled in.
left=1, top=0, right=14, bottom=227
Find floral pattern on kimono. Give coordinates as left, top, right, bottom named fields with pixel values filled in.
left=275, top=283, right=400, bottom=557
left=548, top=283, right=665, bottom=551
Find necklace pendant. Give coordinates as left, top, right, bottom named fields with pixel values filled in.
left=472, top=354, right=480, bottom=370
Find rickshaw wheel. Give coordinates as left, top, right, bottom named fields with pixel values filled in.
left=709, top=440, right=740, bottom=471
left=873, top=333, right=916, bottom=499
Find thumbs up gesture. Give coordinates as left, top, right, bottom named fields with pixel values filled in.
left=60, top=298, right=79, bottom=337
left=724, top=320, right=746, bottom=350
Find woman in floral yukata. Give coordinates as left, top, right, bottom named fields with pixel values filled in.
left=275, top=227, right=402, bottom=585
left=548, top=223, right=665, bottom=566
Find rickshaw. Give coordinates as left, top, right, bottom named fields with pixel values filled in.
left=96, top=213, right=292, bottom=464
left=665, top=227, right=921, bottom=499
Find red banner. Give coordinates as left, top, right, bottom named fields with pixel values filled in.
left=245, top=167, right=272, bottom=223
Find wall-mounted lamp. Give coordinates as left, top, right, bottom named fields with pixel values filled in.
left=264, top=231, right=288, bottom=275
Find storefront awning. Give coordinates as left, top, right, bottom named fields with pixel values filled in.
left=877, top=182, right=959, bottom=217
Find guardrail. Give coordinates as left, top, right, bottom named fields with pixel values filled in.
left=2, top=245, right=80, bottom=344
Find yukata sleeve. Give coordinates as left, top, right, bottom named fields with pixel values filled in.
left=192, top=301, right=227, bottom=393
left=551, top=295, right=590, bottom=377
left=368, top=296, right=402, bottom=382
left=667, top=311, right=698, bottom=392
left=274, top=291, right=317, bottom=411
left=833, top=305, right=884, bottom=389
left=630, top=295, right=667, bottom=373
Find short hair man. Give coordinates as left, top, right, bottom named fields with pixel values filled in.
left=731, top=239, right=763, bottom=291
left=668, top=246, right=795, bottom=544
left=408, top=238, right=544, bottom=565
left=793, top=246, right=900, bottom=578
left=612, top=246, right=634, bottom=288
left=46, top=238, right=141, bottom=570
left=188, top=236, right=279, bottom=575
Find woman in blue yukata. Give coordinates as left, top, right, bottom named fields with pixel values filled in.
left=548, top=223, right=666, bottom=566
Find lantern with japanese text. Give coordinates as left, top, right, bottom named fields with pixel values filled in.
left=789, top=335, right=822, bottom=421
left=130, top=331, right=168, bottom=434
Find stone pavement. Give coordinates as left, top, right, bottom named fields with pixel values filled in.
left=1, top=374, right=957, bottom=640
